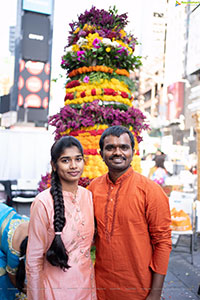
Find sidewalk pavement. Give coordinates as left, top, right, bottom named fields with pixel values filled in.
left=162, top=234, right=200, bottom=299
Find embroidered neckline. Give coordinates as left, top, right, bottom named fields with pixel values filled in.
left=104, top=167, right=134, bottom=241
left=63, top=186, right=79, bottom=204
left=106, top=166, right=134, bottom=185
left=104, top=181, right=123, bottom=241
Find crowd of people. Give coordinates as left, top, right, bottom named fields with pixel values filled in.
left=0, top=125, right=172, bottom=300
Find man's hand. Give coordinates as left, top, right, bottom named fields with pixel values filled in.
left=146, top=271, right=165, bottom=300
left=146, top=291, right=162, bottom=300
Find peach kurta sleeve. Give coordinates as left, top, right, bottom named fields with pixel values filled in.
left=146, top=183, right=172, bottom=275
left=26, top=198, right=50, bottom=300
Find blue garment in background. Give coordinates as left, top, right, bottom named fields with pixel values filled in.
left=0, top=203, right=29, bottom=300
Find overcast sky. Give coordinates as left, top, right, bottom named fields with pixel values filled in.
left=0, top=0, right=169, bottom=72
left=0, top=0, right=167, bottom=113
left=0, top=0, right=144, bottom=58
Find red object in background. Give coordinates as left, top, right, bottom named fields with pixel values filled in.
left=43, top=97, right=49, bottom=109
left=167, top=82, right=184, bottom=120
left=18, top=94, right=24, bottom=106
left=44, top=63, right=50, bottom=75
left=43, top=79, right=49, bottom=93
left=25, top=94, right=42, bottom=108
left=26, top=61, right=44, bottom=75
left=17, top=59, right=50, bottom=109
left=26, top=76, right=43, bottom=93
left=18, top=76, right=24, bottom=90
left=19, top=60, right=25, bottom=72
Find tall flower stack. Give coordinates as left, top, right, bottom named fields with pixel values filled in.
left=47, top=6, right=149, bottom=186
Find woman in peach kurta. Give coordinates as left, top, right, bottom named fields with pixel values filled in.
left=26, top=136, right=96, bottom=300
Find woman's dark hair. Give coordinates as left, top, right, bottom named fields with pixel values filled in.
left=155, top=155, right=165, bottom=169
left=99, top=125, right=135, bottom=151
left=16, top=236, right=28, bottom=293
left=46, top=136, right=83, bottom=271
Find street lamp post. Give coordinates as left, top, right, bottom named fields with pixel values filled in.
left=193, top=111, right=200, bottom=201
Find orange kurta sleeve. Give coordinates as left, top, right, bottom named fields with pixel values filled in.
left=145, top=183, right=172, bottom=275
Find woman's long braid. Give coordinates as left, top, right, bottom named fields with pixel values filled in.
left=51, top=171, right=66, bottom=232
left=46, top=170, right=71, bottom=270
left=16, top=236, right=28, bottom=293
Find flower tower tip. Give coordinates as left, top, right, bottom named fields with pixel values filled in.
left=47, top=6, right=149, bottom=187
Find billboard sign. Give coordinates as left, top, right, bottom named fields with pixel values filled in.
left=22, top=12, right=50, bottom=62
left=167, top=82, right=184, bottom=121
left=22, top=0, right=53, bottom=15
left=17, top=60, right=50, bottom=109
left=187, top=7, right=200, bottom=75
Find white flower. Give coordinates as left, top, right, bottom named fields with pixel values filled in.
left=102, top=38, right=120, bottom=48
left=112, top=41, right=120, bottom=48
left=101, top=38, right=113, bottom=46
left=101, top=38, right=120, bottom=48
left=64, top=46, right=73, bottom=53
left=77, top=37, right=87, bottom=47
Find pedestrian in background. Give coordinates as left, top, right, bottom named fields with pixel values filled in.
left=26, top=136, right=96, bottom=300
left=88, top=125, right=172, bottom=300
left=148, top=154, right=169, bottom=186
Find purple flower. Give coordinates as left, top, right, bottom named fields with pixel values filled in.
left=77, top=30, right=87, bottom=38
left=48, top=101, right=149, bottom=143
left=92, top=38, right=101, bottom=49
left=83, top=76, right=90, bottom=83
left=77, top=51, right=85, bottom=56
left=76, top=50, right=85, bottom=62
left=117, top=47, right=128, bottom=55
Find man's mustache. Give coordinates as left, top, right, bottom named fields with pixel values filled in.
left=109, top=155, right=126, bottom=160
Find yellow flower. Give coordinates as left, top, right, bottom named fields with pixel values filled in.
left=106, top=47, right=111, bottom=52
left=60, top=125, right=109, bottom=137
left=127, top=47, right=133, bottom=54
left=76, top=91, right=81, bottom=98
left=60, top=128, right=71, bottom=136
left=72, top=44, right=80, bottom=52
left=64, top=94, right=132, bottom=106
left=88, top=25, right=94, bottom=31
left=66, top=80, right=129, bottom=94
left=85, top=33, right=102, bottom=50
left=115, top=39, right=130, bottom=51
left=83, top=24, right=88, bottom=30
left=120, top=29, right=126, bottom=38
left=95, top=87, right=102, bottom=95
left=85, top=90, right=91, bottom=96
left=73, top=27, right=80, bottom=34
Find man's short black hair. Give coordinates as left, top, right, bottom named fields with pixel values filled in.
left=99, top=126, right=135, bottom=151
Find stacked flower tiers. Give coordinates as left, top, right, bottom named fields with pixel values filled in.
left=48, top=6, right=149, bottom=185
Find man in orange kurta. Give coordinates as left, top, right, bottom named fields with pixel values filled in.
left=88, top=126, right=172, bottom=300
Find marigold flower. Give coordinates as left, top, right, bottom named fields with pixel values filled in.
left=72, top=44, right=80, bottom=52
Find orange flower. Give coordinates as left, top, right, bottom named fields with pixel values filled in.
left=68, top=66, right=129, bottom=77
